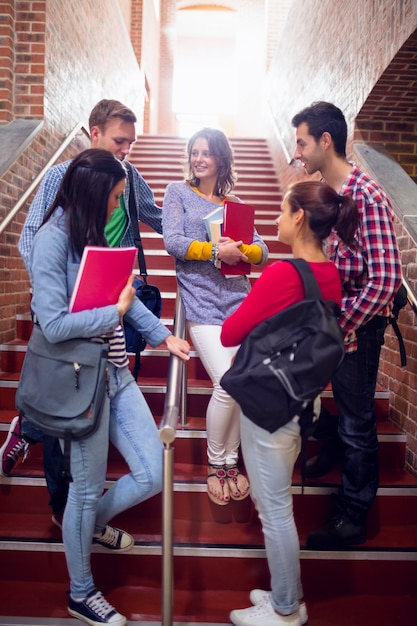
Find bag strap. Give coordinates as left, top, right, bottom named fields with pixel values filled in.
left=283, top=258, right=323, bottom=300
left=390, top=318, right=407, bottom=367
left=125, top=161, right=148, bottom=283
left=282, top=258, right=327, bottom=493
left=62, top=435, right=74, bottom=483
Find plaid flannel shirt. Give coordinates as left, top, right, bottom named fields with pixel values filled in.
left=326, top=164, right=402, bottom=352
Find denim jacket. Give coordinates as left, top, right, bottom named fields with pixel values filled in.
left=29, top=209, right=169, bottom=347
left=19, top=159, right=162, bottom=270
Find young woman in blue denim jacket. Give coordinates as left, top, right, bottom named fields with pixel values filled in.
left=28, top=149, right=190, bottom=626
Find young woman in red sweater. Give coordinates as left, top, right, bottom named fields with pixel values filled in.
left=221, top=181, right=358, bottom=626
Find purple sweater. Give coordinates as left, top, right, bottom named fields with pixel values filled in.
left=162, top=182, right=268, bottom=325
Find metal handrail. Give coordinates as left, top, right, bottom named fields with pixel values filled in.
left=0, top=122, right=88, bottom=237
left=403, top=276, right=417, bottom=316
left=159, top=291, right=187, bottom=626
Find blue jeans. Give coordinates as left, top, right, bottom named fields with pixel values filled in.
left=22, top=420, right=68, bottom=515
left=62, top=363, right=163, bottom=599
left=331, top=317, right=387, bottom=522
left=240, top=414, right=303, bottom=616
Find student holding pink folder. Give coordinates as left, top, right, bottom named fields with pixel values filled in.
left=28, top=149, right=190, bottom=626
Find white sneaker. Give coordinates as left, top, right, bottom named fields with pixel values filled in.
left=93, top=525, right=134, bottom=552
left=230, top=598, right=301, bottom=626
left=249, top=590, right=308, bottom=624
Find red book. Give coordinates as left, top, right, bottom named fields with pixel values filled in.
left=69, top=246, right=137, bottom=312
left=221, top=200, right=255, bottom=276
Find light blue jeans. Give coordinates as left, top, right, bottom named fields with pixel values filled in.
left=62, top=363, right=163, bottom=599
left=240, top=414, right=303, bottom=616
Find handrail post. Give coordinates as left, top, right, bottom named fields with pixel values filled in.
left=159, top=292, right=186, bottom=626
left=161, top=443, right=174, bottom=626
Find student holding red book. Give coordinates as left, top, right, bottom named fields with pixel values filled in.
left=162, top=127, right=268, bottom=505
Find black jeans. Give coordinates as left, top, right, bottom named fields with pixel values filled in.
left=316, top=316, right=387, bottom=523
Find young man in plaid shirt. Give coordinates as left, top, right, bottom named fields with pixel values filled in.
left=291, top=101, right=402, bottom=549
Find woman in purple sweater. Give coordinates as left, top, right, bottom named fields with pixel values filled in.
left=162, top=128, right=268, bottom=505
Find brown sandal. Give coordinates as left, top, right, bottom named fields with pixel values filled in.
left=225, top=465, right=250, bottom=501
left=207, top=465, right=230, bottom=505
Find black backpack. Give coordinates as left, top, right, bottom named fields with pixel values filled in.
left=220, top=258, right=345, bottom=482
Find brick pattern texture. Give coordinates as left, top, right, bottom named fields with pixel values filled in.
left=0, top=0, right=144, bottom=343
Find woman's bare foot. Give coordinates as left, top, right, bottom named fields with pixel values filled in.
left=225, top=465, right=250, bottom=501
left=207, top=465, right=230, bottom=505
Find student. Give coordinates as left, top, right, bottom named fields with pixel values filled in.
left=291, top=101, right=402, bottom=549
left=162, top=127, right=268, bottom=504
left=223, top=180, right=359, bottom=626
left=0, top=99, right=162, bottom=528
left=28, top=148, right=190, bottom=626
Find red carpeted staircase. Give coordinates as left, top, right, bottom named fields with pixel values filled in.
left=0, top=135, right=416, bottom=625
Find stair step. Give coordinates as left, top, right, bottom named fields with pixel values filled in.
left=0, top=551, right=416, bottom=624
left=2, top=133, right=415, bottom=625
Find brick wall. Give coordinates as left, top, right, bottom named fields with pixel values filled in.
left=379, top=216, right=417, bottom=474
left=355, top=29, right=417, bottom=183
left=266, top=0, right=417, bottom=189
left=0, top=0, right=145, bottom=344
left=0, top=1, right=15, bottom=122
left=138, top=0, right=161, bottom=134
left=158, top=0, right=176, bottom=134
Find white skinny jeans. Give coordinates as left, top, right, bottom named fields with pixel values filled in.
left=188, top=322, right=241, bottom=466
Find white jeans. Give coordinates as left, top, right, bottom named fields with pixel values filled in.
left=188, top=322, right=241, bottom=466
left=240, top=413, right=303, bottom=615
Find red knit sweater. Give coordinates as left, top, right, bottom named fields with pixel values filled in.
left=221, top=260, right=342, bottom=347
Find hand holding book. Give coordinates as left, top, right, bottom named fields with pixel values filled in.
left=116, top=274, right=136, bottom=317
left=217, top=237, right=249, bottom=264
left=69, top=246, right=137, bottom=313
left=220, top=200, right=255, bottom=276
left=203, top=201, right=255, bottom=276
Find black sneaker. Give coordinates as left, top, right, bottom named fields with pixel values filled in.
left=306, top=514, right=366, bottom=550
left=93, top=525, right=134, bottom=552
left=68, top=588, right=126, bottom=625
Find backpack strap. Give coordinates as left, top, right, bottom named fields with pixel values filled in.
left=125, top=161, right=148, bottom=282
left=283, top=258, right=323, bottom=301
left=125, top=162, right=150, bottom=379
left=282, top=258, right=333, bottom=492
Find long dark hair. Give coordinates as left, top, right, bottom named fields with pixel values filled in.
left=286, top=180, right=359, bottom=246
left=43, top=149, right=126, bottom=257
left=183, top=127, right=237, bottom=196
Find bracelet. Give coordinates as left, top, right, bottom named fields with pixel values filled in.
left=211, top=243, right=220, bottom=269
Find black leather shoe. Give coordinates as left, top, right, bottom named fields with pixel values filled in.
left=306, top=515, right=366, bottom=550
left=304, top=451, right=340, bottom=478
